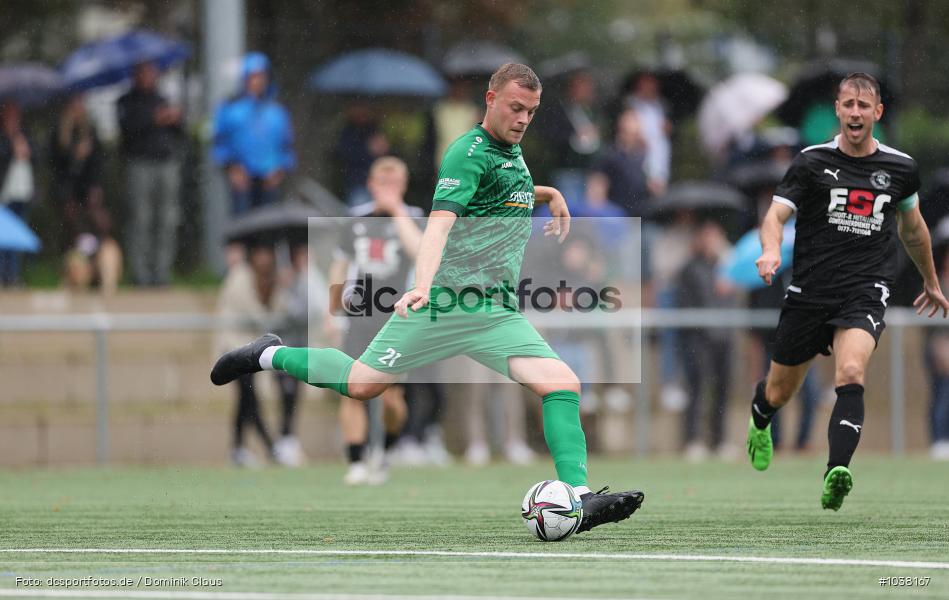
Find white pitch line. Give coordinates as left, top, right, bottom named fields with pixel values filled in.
left=1, top=548, right=948, bottom=570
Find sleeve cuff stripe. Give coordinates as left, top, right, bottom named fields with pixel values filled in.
left=897, top=192, right=919, bottom=212
left=431, top=200, right=464, bottom=215
left=773, top=195, right=797, bottom=211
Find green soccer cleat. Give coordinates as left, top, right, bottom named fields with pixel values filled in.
left=746, top=417, right=773, bottom=471
left=821, top=466, right=853, bottom=511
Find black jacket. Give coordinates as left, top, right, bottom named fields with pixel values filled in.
left=116, top=88, right=180, bottom=160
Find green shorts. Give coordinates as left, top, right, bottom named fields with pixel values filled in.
left=358, top=302, right=559, bottom=378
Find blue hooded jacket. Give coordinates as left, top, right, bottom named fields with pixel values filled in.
left=212, top=52, right=296, bottom=177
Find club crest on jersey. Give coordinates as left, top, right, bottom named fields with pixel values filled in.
left=870, top=170, right=891, bottom=190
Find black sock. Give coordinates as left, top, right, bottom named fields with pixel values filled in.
left=384, top=432, right=399, bottom=451
left=347, top=443, right=365, bottom=464
left=751, top=380, right=778, bottom=430
left=827, top=384, right=864, bottom=474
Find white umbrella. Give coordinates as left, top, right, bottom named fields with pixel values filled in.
left=699, top=73, right=788, bottom=154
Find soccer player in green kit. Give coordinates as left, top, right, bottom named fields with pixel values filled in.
left=211, top=63, right=644, bottom=532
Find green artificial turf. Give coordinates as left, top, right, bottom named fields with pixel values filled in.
left=1, top=456, right=947, bottom=599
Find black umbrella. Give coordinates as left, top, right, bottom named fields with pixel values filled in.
left=443, top=41, right=526, bottom=78
left=650, top=181, right=747, bottom=215
left=648, top=181, right=750, bottom=239
left=726, top=160, right=790, bottom=194
left=224, top=202, right=339, bottom=245
left=620, top=68, right=705, bottom=120
left=776, top=59, right=897, bottom=126
left=538, top=51, right=590, bottom=80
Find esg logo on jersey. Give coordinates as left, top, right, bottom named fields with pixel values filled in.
left=828, top=188, right=891, bottom=220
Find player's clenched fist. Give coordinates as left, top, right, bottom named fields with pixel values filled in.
left=755, top=251, right=781, bottom=286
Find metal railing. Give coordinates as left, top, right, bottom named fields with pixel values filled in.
left=0, top=308, right=940, bottom=462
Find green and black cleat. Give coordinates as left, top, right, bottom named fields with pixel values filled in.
left=575, top=487, right=644, bottom=533
left=747, top=416, right=773, bottom=471
left=821, top=466, right=853, bottom=511
left=210, top=333, right=283, bottom=386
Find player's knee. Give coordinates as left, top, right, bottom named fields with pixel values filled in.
left=836, top=361, right=865, bottom=386
left=347, top=380, right=390, bottom=401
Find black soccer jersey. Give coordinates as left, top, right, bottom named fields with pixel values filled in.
left=773, top=135, right=920, bottom=298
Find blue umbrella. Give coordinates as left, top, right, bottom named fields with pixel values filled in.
left=308, top=48, right=446, bottom=98
left=720, top=223, right=795, bottom=289
left=61, top=29, right=190, bottom=91
left=0, top=63, right=64, bottom=107
left=0, top=205, right=41, bottom=252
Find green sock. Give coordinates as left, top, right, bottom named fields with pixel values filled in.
left=272, top=347, right=354, bottom=397
left=542, top=390, right=588, bottom=488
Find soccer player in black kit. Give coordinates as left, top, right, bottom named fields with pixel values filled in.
left=746, top=73, right=949, bottom=510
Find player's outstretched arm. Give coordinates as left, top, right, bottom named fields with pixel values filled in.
left=394, top=210, right=457, bottom=317
left=897, top=204, right=949, bottom=318
left=534, top=185, right=570, bottom=242
left=755, top=201, right=794, bottom=286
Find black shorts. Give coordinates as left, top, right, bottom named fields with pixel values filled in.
left=771, top=281, right=889, bottom=366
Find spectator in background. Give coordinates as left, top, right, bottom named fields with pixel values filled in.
left=269, top=243, right=314, bottom=467
left=213, top=52, right=295, bottom=216
left=117, top=61, right=182, bottom=287
left=0, top=102, right=35, bottom=287
left=592, top=109, right=650, bottom=217
left=624, top=72, right=670, bottom=197
left=397, top=376, right=452, bottom=467
left=433, top=79, right=480, bottom=165
left=571, top=173, right=630, bottom=255
left=676, top=220, right=737, bottom=461
left=51, top=95, right=106, bottom=251
left=536, top=68, right=601, bottom=204
left=214, top=243, right=286, bottom=467
left=927, top=231, right=949, bottom=460
left=464, top=369, right=536, bottom=467
left=334, top=102, right=390, bottom=207
left=649, top=211, right=695, bottom=414
left=52, top=95, right=122, bottom=295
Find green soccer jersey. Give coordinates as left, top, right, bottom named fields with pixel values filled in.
left=431, top=124, right=535, bottom=291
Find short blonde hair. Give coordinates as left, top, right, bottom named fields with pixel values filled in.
left=488, top=63, right=542, bottom=93
left=369, top=156, right=409, bottom=181
left=838, top=72, right=881, bottom=101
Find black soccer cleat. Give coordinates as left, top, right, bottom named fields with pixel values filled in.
left=575, top=487, right=645, bottom=533
left=210, top=333, right=283, bottom=386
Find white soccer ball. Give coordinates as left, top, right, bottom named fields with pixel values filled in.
left=521, top=480, right=583, bottom=542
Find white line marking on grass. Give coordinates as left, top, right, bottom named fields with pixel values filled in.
left=2, top=548, right=948, bottom=570
left=0, top=592, right=645, bottom=600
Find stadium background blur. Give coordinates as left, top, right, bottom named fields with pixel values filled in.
left=2, top=0, right=949, bottom=467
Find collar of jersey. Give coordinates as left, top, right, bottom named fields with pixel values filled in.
left=833, top=134, right=881, bottom=160
left=475, top=123, right=515, bottom=149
